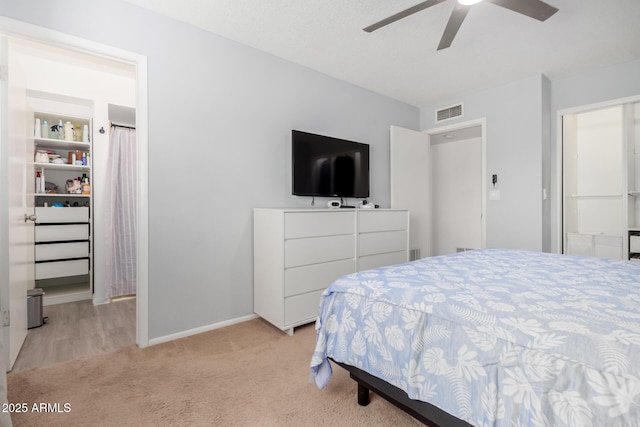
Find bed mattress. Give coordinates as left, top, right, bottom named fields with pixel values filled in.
left=310, top=249, right=640, bottom=427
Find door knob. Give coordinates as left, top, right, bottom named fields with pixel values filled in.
left=24, top=214, right=37, bottom=223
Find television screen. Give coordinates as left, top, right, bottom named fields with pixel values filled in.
left=292, top=130, right=370, bottom=198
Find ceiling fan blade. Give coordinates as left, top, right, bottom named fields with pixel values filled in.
left=485, top=0, right=558, bottom=21
left=363, top=0, right=447, bottom=32
left=437, top=3, right=470, bottom=50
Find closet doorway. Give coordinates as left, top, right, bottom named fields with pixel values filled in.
left=0, top=19, right=149, bottom=371
left=390, top=119, right=486, bottom=258
left=430, top=125, right=483, bottom=256
left=559, top=97, right=640, bottom=261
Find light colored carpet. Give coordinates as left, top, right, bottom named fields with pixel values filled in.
left=7, top=319, right=422, bottom=426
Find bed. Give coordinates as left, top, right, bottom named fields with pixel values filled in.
left=310, top=249, right=640, bottom=427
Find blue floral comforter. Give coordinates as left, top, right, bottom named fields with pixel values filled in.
left=310, top=249, right=640, bottom=427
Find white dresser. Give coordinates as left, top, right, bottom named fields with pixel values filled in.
left=253, top=208, right=409, bottom=335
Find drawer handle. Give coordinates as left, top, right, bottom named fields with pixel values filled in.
left=24, top=213, right=37, bottom=223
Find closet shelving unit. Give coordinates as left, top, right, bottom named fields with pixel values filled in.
left=626, top=103, right=640, bottom=261
left=32, top=111, right=93, bottom=305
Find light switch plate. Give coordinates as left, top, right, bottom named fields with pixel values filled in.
left=489, top=189, right=501, bottom=201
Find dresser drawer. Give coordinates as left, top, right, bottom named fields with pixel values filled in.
left=35, top=207, right=89, bottom=223
left=359, top=251, right=408, bottom=271
left=359, top=230, right=408, bottom=257
left=358, top=210, right=407, bottom=233
left=285, top=234, right=355, bottom=268
left=35, top=259, right=89, bottom=280
left=284, top=289, right=324, bottom=326
left=35, top=224, right=89, bottom=242
left=285, top=258, right=355, bottom=297
left=35, top=242, right=89, bottom=261
left=284, top=211, right=355, bottom=239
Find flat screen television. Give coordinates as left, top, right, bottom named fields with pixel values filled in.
left=292, top=130, right=370, bottom=198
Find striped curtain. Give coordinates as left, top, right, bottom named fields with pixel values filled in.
left=104, top=126, right=137, bottom=299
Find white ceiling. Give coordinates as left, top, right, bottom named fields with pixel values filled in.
left=123, top=0, right=640, bottom=107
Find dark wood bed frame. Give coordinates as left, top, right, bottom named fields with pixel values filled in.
left=333, top=360, right=472, bottom=427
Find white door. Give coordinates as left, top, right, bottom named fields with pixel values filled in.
left=0, top=37, right=33, bottom=370
left=390, top=125, right=431, bottom=258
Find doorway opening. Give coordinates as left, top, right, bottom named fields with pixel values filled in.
left=390, top=119, right=486, bottom=258
left=429, top=124, right=484, bottom=256
left=558, top=96, right=640, bottom=261
left=0, top=19, right=149, bottom=372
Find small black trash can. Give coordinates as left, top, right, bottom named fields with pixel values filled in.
left=27, top=288, right=45, bottom=329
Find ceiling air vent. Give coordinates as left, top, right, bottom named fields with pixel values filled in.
left=435, top=103, right=463, bottom=123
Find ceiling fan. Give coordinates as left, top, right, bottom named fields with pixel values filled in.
left=363, top=0, right=558, bottom=50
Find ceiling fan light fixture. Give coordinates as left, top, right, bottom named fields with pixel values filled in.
left=366, top=0, right=558, bottom=50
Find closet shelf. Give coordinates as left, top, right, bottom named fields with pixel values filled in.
left=34, top=137, right=90, bottom=150
left=568, top=193, right=621, bottom=198
left=34, top=162, right=90, bottom=172
left=31, top=193, right=89, bottom=198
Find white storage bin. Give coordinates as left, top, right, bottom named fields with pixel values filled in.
left=630, top=235, right=640, bottom=253
left=566, top=233, right=594, bottom=257
left=594, top=234, right=623, bottom=260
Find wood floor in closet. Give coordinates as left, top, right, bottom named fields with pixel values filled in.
left=12, top=297, right=136, bottom=372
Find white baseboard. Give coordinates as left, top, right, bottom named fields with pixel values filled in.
left=92, top=296, right=110, bottom=306
left=43, top=290, right=92, bottom=307
left=148, top=314, right=259, bottom=346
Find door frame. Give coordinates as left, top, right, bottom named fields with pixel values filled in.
left=423, top=118, right=487, bottom=251
left=0, top=17, right=150, bottom=348
left=555, top=94, right=640, bottom=256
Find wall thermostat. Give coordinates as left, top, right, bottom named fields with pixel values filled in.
left=327, top=200, right=341, bottom=209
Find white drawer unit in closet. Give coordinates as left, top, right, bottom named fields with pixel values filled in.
left=357, top=210, right=409, bottom=271
left=34, top=206, right=90, bottom=281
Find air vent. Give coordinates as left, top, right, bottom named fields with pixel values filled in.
left=435, top=103, right=463, bottom=123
